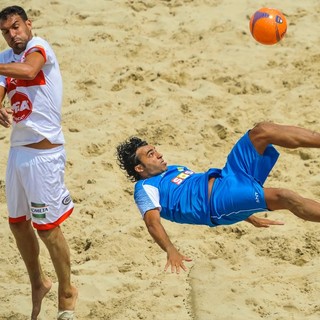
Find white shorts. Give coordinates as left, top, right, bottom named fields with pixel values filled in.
left=6, top=145, right=74, bottom=230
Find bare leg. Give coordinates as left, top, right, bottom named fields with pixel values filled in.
left=9, top=220, right=52, bottom=320
left=249, top=121, right=320, bottom=154
left=264, top=188, right=320, bottom=222
left=38, top=227, right=77, bottom=312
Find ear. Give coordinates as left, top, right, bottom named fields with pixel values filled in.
left=134, top=164, right=144, bottom=174
left=26, top=19, right=32, bottom=31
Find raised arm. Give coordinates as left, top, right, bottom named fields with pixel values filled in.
left=144, top=209, right=192, bottom=273
left=0, top=51, right=45, bottom=80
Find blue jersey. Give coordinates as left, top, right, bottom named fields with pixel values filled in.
left=134, top=165, right=221, bottom=226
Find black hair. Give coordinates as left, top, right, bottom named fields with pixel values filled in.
left=116, top=137, right=148, bottom=182
left=0, top=6, right=28, bottom=21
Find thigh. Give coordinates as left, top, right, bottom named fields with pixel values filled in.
left=264, top=187, right=289, bottom=211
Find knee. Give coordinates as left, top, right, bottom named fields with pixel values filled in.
left=249, top=121, right=275, bottom=153
left=250, top=121, right=274, bottom=140
left=37, top=227, right=57, bottom=243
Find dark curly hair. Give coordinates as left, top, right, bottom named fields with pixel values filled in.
left=116, top=136, right=148, bottom=182
left=0, top=6, right=28, bottom=21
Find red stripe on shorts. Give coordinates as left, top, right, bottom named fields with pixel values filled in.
left=33, top=207, right=74, bottom=230
left=9, top=215, right=28, bottom=223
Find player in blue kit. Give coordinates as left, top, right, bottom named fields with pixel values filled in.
left=116, top=121, right=320, bottom=273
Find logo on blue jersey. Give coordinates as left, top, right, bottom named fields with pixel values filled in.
left=171, top=170, right=194, bottom=185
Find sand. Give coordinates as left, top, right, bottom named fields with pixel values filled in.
left=1, top=0, right=320, bottom=319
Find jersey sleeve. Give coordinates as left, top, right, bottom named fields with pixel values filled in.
left=25, top=45, right=47, bottom=63
left=134, top=182, right=161, bottom=217
left=24, top=37, right=56, bottom=65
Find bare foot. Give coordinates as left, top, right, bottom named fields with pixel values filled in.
left=58, top=285, right=78, bottom=312
left=31, top=278, right=52, bottom=320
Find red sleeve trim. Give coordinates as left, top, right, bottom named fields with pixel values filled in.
left=25, top=45, right=47, bottom=63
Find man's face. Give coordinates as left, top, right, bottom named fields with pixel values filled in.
left=0, top=14, right=32, bottom=54
left=135, top=144, right=168, bottom=179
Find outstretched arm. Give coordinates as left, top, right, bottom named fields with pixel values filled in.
left=144, top=209, right=192, bottom=273
left=246, top=214, right=284, bottom=228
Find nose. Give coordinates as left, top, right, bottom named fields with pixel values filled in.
left=8, top=28, right=17, bottom=39
left=156, top=151, right=162, bottom=158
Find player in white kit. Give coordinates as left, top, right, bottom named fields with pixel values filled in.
left=0, top=6, right=77, bottom=320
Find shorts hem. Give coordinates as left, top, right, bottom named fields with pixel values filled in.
left=9, top=215, right=28, bottom=223
left=32, top=207, right=74, bottom=230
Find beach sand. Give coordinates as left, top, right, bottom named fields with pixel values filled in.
left=1, top=0, right=320, bottom=319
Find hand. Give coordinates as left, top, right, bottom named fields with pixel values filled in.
left=0, top=107, right=13, bottom=128
left=246, top=215, right=284, bottom=228
left=165, top=246, right=192, bottom=274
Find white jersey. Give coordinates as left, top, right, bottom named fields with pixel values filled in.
left=0, top=36, right=65, bottom=146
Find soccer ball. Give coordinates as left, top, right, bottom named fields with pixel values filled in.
left=249, top=8, right=287, bottom=45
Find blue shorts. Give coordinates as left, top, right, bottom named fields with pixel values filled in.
left=209, top=131, right=279, bottom=226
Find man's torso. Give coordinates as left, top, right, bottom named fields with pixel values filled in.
left=134, top=165, right=221, bottom=226
left=0, top=36, right=65, bottom=146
